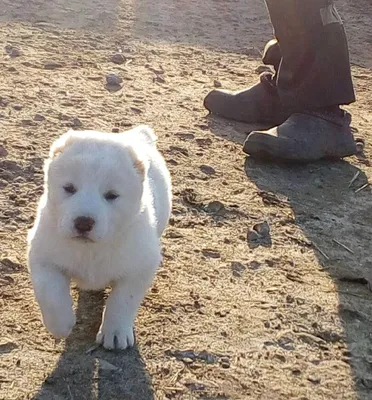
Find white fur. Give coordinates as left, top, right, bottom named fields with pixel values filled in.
left=27, top=125, right=172, bottom=350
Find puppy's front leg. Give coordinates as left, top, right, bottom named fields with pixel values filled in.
left=96, top=273, right=153, bottom=350
left=30, top=264, right=75, bottom=338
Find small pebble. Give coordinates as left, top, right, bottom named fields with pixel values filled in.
left=199, top=165, right=216, bottom=175
left=110, top=53, right=126, bottom=65
left=0, top=145, right=8, bottom=157
left=10, top=48, right=21, bottom=58
left=220, top=357, right=230, bottom=369
left=34, top=113, right=46, bottom=122
left=106, top=72, right=123, bottom=87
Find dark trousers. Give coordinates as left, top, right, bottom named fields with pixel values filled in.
left=264, top=0, right=355, bottom=112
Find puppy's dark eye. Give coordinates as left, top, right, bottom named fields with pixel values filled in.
left=63, top=184, right=77, bottom=195
left=104, top=191, right=119, bottom=201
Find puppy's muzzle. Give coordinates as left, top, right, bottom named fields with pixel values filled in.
left=74, top=216, right=95, bottom=235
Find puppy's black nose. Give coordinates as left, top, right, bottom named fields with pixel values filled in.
left=74, top=216, right=95, bottom=234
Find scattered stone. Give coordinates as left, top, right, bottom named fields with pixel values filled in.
left=44, top=61, right=63, bottom=70
left=182, top=357, right=194, bottom=365
left=0, top=145, right=8, bottom=158
left=196, top=138, right=212, bottom=147
left=112, top=127, right=120, bottom=133
left=315, top=329, right=342, bottom=343
left=213, top=80, right=222, bottom=88
left=4, top=44, right=13, bottom=53
left=110, top=53, right=126, bottom=64
left=286, top=294, right=295, bottom=304
left=12, top=105, right=23, bottom=111
left=175, top=132, right=195, bottom=140
left=34, top=113, right=46, bottom=122
left=169, top=146, right=189, bottom=157
left=21, top=119, right=36, bottom=126
left=278, top=336, right=295, bottom=351
left=253, top=221, right=270, bottom=237
left=247, top=221, right=271, bottom=247
left=215, top=310, right=229, bottom=318
left=307, top=376, right=321, bottom=385
left=249, top=261, right=261, bottom=270
left=0, top=341, right=18, bottom=354
left=167, top=159, right=178, bottom=166
left=0, top=97, right=9, bottom=107
left=72, top=118, right=82, bottom=128
left=5, top=45, right=21, bottom=57
left=205, top=200, right=225, bottom=215
left=105, top=72, right=123, bottom=87
left=247, top=229, right=261, bottom=242
left=199, top=165, right=216, bottom=175
left=274, top=354, right=286, bottom=363
left=10, top=48, right=21, bottom=58
left=185, top=382, right=206, bottom=391
left=220, top=357, right=230, bottom=369
left=154, top=75, right=166, bottom=84
left=166, top=349, right=221, bottom=365
left=165, top=230, right=184, bottom=239
left=231, top=262, right=246, bottom=277
left=198, top=351, right=218, bottom=364
left=130, top=106, right=142, bottom=114
left=202, top=249, right=221, bottom=259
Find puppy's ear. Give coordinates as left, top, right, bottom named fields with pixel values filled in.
left=123, top=125, right=157, bottom=147
left=127, top=146, right=148, bottom=181
left=49, top=130, right=75, bottom=159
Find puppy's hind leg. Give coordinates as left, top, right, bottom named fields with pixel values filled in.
left=30, top=264, right=76, bottom=339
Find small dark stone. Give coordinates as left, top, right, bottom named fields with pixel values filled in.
left=110, top=53, right=126, bottom=64
left=106, top=73, right=123, bottom=86
left=199, top=165, right=216, bottom=175
left=34, top=113, right=46, bottom=122
left=220, top=357, right=230, bottom=369
left=44, top=61, right=63, bottom=70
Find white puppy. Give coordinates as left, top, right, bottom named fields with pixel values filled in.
left=27, top=126, right=172, bottom=350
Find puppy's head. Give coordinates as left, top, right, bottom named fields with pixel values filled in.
left=44, top=129, right=148, bottom=243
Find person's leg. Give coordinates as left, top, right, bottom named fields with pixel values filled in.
left=243, top=0, right=357, bottom=162
left=204, top=0, right=357, bottom=162
left=204, top=0, right=355, bottom=123
left=204, top=37, right=288, bottom=125
left=266, top=0, right=355, bottom=112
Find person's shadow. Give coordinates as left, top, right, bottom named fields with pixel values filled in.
left=32, top=289, right=154, bottom=400
left=209, top=116, right=372, bottom=398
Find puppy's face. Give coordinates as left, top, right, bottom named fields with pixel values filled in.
left=44, top=131, right=146, bottom=243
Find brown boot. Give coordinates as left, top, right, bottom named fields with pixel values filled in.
left=243, top=109, right=357, bottom=163
left=204, top=39, right=289, bottom=125
left=204, top=72, right=290, bottom=125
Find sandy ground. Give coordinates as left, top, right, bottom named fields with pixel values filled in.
left=1, top=1, right=372, bottom=399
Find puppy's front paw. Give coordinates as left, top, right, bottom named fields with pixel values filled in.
left=96, top=321, right=135, bottom=350
left=42, top=306, right=76, bottom=339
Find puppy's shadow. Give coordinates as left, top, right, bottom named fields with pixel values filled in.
left=33, top=289, right=154, bottom=400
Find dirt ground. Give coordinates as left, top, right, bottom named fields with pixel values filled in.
left=1, top=1, right=372, bottom=399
